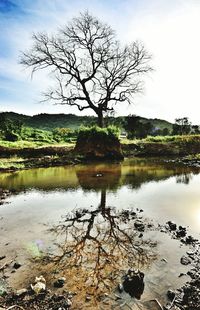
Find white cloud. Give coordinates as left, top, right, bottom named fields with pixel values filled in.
left=1, top=0, right=200, bottom=123
left=122, top=0, right=200, bottom=123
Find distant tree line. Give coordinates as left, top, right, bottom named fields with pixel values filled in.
left=0, top=114, right=23, bottom=141
left=172, top=117, right=200, bottom=135
left=124, top=115, right=200, bottom=139
left=0, top=113, right=199, bottom=142
left=0, top=114, right=77, bottom=143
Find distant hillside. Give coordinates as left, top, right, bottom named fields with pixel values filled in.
left=139, top=117, right=173, bottom=130
left=0, top=112, right=173, bottom=132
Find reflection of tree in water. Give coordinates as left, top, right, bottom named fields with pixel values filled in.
left=76, top=164, right=122, bottom=191
left=176, top=173, right=193, bottom=184
left=50, top=190, right=157, bottom=300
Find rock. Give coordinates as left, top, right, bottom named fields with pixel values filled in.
left=179, top=273, right=186, bottom=277
left=176, top=226, right=187, bottom=237
left=186, top=250, right=196, bottom=259
left=13, top=262, right=22, bottom=269
left=185, top=235, right=196, bottom=244
left=123, top=269, right=144, bottom=299
left=56, top=297, right=72, bottom=309
left=65, top=298, right=72, bottom=307
left=53, top=294, right=65, bottom=302
left=180, top=255, right=191, bottom=265
left=31, top=281, right=46, bottom=294
left=134, top=220, right=145, bottom=232
left=96, top=173, right=103, bottom=177
left=85, top=295, right=92, bottom=301
left=167, top=289, right=176, bottom=301
left=167, top=221, right=177, bottom=231
left=118, top=283, right=123, bottom=293
left=114, top=294, right=122, bottom=300
left=16, top=288, right=28, bottom=296
left=54, top=277, right=66, bottom=288
left=31, top=275, right=46, bottom=294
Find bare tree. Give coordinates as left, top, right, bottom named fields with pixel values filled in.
left=20, top=12, right=152, bottom=127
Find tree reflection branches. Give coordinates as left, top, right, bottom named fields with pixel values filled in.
left=49, top=190, right=157, bottom=297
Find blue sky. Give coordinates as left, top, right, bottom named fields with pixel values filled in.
left=0, top=0, right=200, bottom=123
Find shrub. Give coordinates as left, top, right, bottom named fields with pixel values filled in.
left=77, top=125, right=120, bottom=142
left=52, top=127, right=77, bottom=142
left=21, top=127, right=53, bottom=143
left=4, top=131, right=19, bottom=142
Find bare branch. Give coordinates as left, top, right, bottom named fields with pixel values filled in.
left=20, top=12, right=152, bottom=126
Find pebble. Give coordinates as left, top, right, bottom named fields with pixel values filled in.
left=54, top=277, right=66, bottom=288
left=167, top=221, right=177, bottom=231
left=85, top=295, right=92, bottom=301
left=13, top=262, right=22, bottom=269
left=167, top=289, right=175, bottom=301
left=16, top=288, right=28, bottom=296
left=180, top=255, right=192, bottom=265
left=118, top=283, right=123, bottom=293
left=134, top=220, right=145, bottom=232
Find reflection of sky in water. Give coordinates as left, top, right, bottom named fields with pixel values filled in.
left=1, top=173, right=200, bottom=240
left=108, top=176, right=200, bottom=235
left=0, top=160, right=200, bottom=243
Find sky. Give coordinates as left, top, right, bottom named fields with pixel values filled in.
left=0, top=0, right=200, bottom=124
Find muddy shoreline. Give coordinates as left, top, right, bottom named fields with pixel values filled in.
left=0, top=141, right=200, bottom=172
left=0, top=154, right=200, bottom=174
left=0, top=206, right=200, bottom=310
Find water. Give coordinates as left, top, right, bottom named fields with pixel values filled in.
left=0, top=158, right=200, bottom=307
left=0, top=158, right=199, bottom=234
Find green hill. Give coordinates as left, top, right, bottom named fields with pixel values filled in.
left=0, top=112, right=173, bottom=132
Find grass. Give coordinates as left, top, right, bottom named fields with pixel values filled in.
left=0, top=140, right=75, bottom=149
left=184, top=153, right=200, bottom=160
left=0, top=157, right=25, bottom=169
left=141, top=134, right=200, bottom=143
left=121, top=134, right=200, bottom=144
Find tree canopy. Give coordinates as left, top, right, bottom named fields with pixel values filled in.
left=21, top=12, right=152, bottom=127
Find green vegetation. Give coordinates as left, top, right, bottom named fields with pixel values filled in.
left=75, top=125, right=123, bottom=159
left=0, top=112, right=80, bottom=146
left=52, top=128, right=77, bottom=143
left=122, top=134, right=200, bottom=157
left=0, top=157, right=25, bottom=169
left=0, top=113, right=23, bottom=141
left=121, top=134, right=200, bottom=145
left=0, top=111, right=199, bottom=166
left=0, top=112, right=97, bottom=131
left=124, top=115, right=154, bottom=138
left=0, top=112, right=173, bottom=132
left=0, top=154, right=75, bottom=171
left=77, top=125, right=120, bottom=141
left=0, top=140, right=74, bottom=149
left=184, top=153, right=200, bottom=160
left=141, top=134, right=200, bottom=143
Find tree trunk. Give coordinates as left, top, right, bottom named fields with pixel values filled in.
left=100, top=189, right=106, bottom=209
left=97, top=111, right=104, bottom=128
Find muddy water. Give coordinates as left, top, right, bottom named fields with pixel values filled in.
left=0, top=158, right=200, bottom=307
